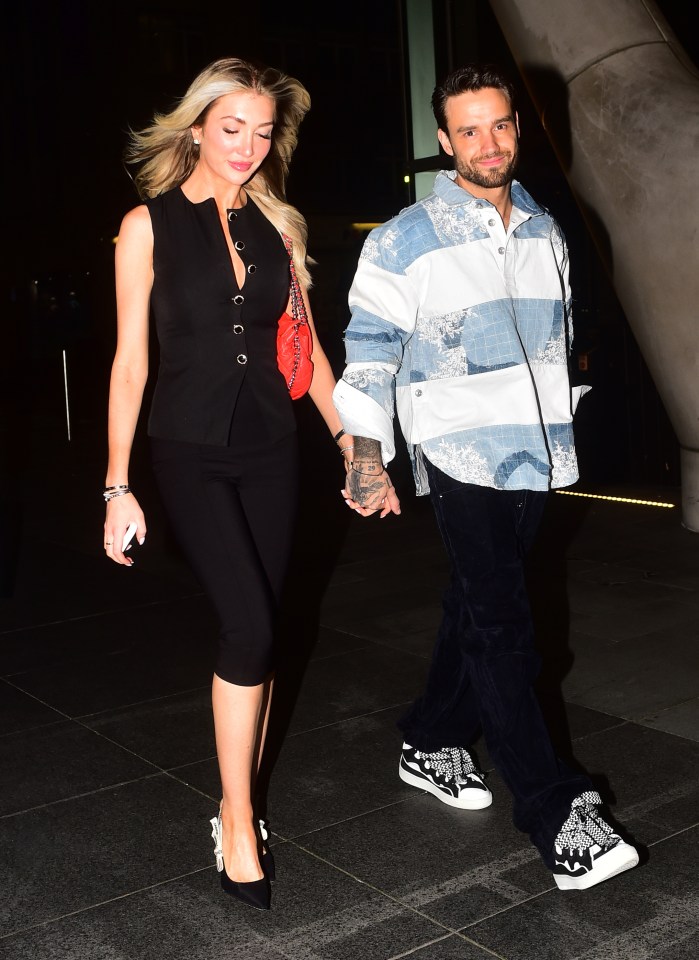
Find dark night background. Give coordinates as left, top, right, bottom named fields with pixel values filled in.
left=1, top=0, right=696, bottom=594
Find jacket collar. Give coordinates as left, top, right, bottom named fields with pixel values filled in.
left=433, top=169, right=544, bottom=218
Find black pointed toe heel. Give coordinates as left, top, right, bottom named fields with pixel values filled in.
left=259, top=818, right=276, bottom=882
left=220, top=868, right=270, bottom=909
left=210, top=813, right=271, bottom=910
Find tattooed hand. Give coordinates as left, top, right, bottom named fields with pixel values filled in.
left=341, top=437, right=401, bottom=518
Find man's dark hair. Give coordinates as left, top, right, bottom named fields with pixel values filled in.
left=432, top=64, right=516, bottom=132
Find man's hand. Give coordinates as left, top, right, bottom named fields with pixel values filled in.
left=340, top=436, right=401, bottom=518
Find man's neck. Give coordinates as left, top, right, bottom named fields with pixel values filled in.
left=455, top=174, right=513, bottom=229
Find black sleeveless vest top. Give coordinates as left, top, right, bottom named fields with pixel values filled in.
left=145, top=186, right=294, bottom=446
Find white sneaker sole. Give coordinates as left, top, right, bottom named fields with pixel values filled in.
left=554, top=841, right=639, bottom=890
left=399, top=762, right=493, bottom=810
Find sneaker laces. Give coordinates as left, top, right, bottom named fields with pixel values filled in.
left=456, top=747, right=478, bottom=779
left=413, top=746, right=477, bottom=784
left=448, top=747, right=478, bottom=783
left=555, top=791, right=616, bottom=852
left=414, top=746, right=458, bottom=782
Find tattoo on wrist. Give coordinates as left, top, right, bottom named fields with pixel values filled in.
left=351, top=437, right=383, bottom=476
left=345, top=436, right=388, bottom=507
left=353, top=436, right=382, bottom=461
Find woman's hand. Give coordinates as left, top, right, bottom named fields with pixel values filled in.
left=103, top=493, right=146, bottom=566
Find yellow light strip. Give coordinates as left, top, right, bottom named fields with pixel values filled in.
left=554, top=491, right=675, bottom=508
left=351, top=222, right=384, bottom=231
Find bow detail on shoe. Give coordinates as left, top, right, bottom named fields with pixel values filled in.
left=210, top=813, right=224, bottom=872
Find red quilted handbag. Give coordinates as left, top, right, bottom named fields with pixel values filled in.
left=277, top=235, right=314, bottom=399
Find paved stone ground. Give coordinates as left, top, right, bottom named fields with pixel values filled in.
left=1, top=406, right=697, bottom=959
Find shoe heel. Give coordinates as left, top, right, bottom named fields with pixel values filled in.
left=261, top=847, right=276, bottom=881
left=259, top=819, right=276, bottom=881
left=210, top=811, right=271, bottom=909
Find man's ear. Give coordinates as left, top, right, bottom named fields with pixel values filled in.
left=437, top=128, right=454, bottom=156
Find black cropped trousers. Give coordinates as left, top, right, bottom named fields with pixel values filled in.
left=150, top=433, right=299, bottom=686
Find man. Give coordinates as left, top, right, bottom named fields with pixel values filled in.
left=333, top=64, right=639, bottom=891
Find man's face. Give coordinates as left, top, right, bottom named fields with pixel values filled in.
left=437, top=87, right=519, bottom=192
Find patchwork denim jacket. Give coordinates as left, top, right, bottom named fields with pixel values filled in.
left=333, top=171, right=588, bottom=495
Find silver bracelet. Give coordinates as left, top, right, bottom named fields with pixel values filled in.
left=103, top=486, right=131, bottom=502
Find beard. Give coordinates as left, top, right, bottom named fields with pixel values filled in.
left=455, top=142, right=519, bottom=189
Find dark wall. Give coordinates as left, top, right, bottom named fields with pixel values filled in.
left=2, top=0, right=691, bottom=491
left=6, top=0, right=404, bottom=278
left=3, top=0, right=405, bottom=443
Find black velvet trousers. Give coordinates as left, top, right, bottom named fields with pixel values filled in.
left=399, top=461, right=592, bottom=865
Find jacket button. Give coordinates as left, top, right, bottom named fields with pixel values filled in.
left=227, top=210, right=237, bottom=221
left=498, top=246, right=505, bottom=255
left=232, top=294, right=244, bottom=304
left=247, top=264, right=256, bottom=274
left=233, top=324, right=244, bottom=334
left=236, top=354, right=248, bottom=365
left=415, top=389, right=422, bottom=397
left=488, top=218, right=496, bottom=226
left=234, top=240, right=245, bottom=251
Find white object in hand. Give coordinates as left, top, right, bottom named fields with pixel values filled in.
left=122, top=522, right=138, bottom=552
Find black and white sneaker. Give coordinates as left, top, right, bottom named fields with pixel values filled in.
left=399, top=742, right=492, bottom=810
left=552, top=791, right=639, bottom=890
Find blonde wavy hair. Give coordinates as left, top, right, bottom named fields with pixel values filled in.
left=126, top=57, right=313, bottom=287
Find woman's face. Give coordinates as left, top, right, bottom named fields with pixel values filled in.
left=192, top=90, right=275, bottom=187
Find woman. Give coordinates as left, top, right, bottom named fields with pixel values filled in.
left=103, top=57, right=352, bottom=910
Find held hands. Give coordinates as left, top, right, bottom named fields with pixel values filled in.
left=341, top=456, right=401, bottom=519
left=338, top=435, right=401, bottom=518
left=103, top=493, right=146, bottom=566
